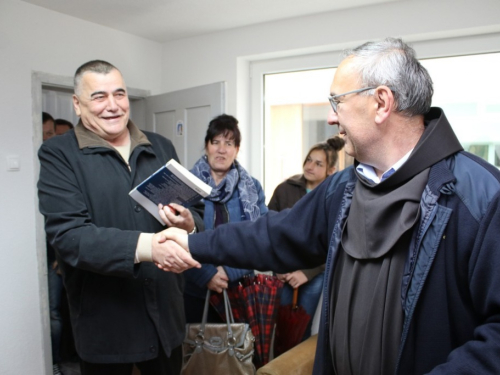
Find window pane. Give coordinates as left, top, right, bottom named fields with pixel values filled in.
left=467, top=144, right=489, bottom=160
left=420, top=53, right=500, bottom=166
left=263, top=52, right=500, bottom=202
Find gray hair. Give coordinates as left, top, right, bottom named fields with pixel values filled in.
left=342, top=37, right=433, bottom=117
left=74, top=60, right=120, bottom=95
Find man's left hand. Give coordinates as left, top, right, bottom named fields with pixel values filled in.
left=158, top=202, right=195, bottom=232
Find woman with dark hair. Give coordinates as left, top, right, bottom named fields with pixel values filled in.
left=268, top=135, right=345, bottom=341
left=176, top=114, right=268, bottom=323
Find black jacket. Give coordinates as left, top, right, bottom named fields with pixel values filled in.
left=38, top=121, right=203, bottom=363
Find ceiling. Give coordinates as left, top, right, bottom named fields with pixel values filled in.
left=22, top=0, right=394, bottom=43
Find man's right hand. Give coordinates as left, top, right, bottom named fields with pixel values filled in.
left=284, top=270, right=308, bottom=288
left=151, top=231, right=201, bottom=273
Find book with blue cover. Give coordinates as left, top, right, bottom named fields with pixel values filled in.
left=129, top=159, right=212, bottom=224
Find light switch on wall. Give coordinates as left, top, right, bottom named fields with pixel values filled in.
left=7, top=155, right=20, bottom=171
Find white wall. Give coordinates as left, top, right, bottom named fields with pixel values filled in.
left=160, top=0, right=500, bottom=169
left=0, top=1, right=162, bottom=374
left=1, top=0, right=500, bottom=373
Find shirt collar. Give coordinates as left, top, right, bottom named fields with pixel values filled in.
left=74, top=119, right=150, bottom=151
left=356, top=149, right=413, bottom=184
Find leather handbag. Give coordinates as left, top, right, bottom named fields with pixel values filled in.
left=181, top=289, right=256, bottom=375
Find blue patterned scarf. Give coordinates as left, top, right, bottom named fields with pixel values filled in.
left=190, top=155, right=261, bottom=221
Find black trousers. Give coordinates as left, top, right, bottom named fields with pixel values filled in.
left=79, top=344, right=182, bottom=375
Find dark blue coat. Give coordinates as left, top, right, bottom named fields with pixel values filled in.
left=184, top=177, right=267, bottom=298
left=189, top=144, right=500, bottom=374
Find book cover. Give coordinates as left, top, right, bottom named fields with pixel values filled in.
left=129, top=159, right=212, bottom=224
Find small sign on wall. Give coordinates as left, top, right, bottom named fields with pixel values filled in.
left=176, top=120, right=184, bottom=137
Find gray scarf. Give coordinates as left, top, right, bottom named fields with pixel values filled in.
left=190, top=155, right=261, bottom=221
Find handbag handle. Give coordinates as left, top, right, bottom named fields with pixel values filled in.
left=197, top=289, right=238, bottom=355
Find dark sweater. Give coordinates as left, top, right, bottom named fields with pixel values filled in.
left=268, top=174, right=307, bottom=212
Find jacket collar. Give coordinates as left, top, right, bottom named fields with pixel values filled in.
left=287, top=174, right=307, bottom=188
left=74, top=120, right=151, bottom=151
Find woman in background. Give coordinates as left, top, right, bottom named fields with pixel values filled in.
left=177, top=114, right=267, bottom=323
left=268, top=135, right=345, bottom=340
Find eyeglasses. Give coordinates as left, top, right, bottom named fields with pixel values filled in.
left=328, top=87, right=376, bottom=113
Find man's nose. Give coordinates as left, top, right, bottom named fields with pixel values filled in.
left=327, top=107, right=338, bottom=126
left=106, top=95, right=119, bottom=111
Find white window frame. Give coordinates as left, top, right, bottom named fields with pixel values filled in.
left=247, top=32, right=500, bottom=186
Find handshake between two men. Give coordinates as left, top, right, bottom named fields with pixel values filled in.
left=151, top=227, right=200, bottom=273
left=150, top=202, right=201, bottom=273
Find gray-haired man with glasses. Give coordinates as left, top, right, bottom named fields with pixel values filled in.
left=160, top=38, right=500, bottom=375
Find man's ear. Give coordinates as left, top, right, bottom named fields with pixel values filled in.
left=373, top=86, right=394, bottom=124
left=72, top=94, right=81, bottom=117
